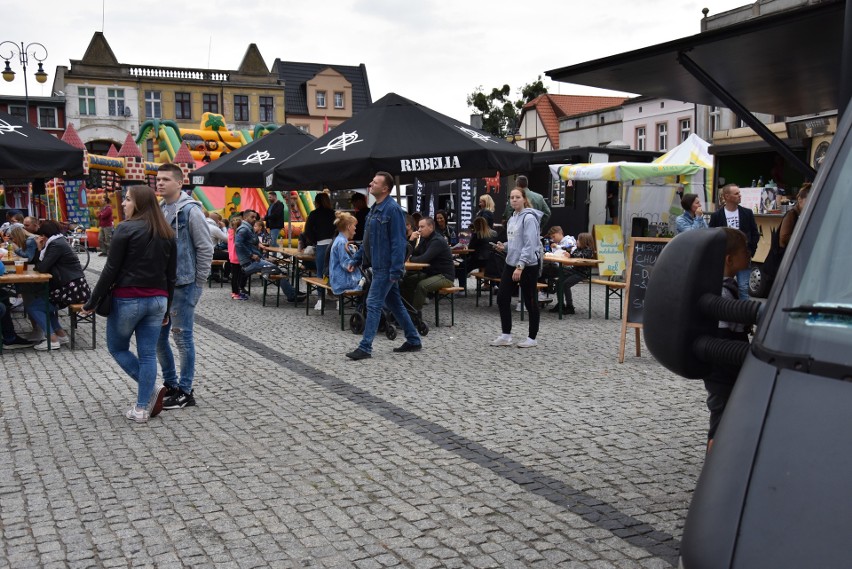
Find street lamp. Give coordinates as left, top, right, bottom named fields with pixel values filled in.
left=0, top=41, right=49, bottom=124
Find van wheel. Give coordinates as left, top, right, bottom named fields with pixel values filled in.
left=749, top=265, right=771, bottom=298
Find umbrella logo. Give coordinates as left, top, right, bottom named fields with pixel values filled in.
left=0, top=118, right=27, bottom=137
left=315, top=131, right=363, bottom=154
left=238, top=150, right=275, bottom=166
left=457, top=126, right=497, bottom=144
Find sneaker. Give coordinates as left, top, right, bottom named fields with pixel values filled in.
left=56, top=334, right=70, bottom=345
left=392, top=341, right=422, bottom=353
left=33, top=340, right=61, bottom=351
left=538, top=292, right=549, bottom=302
left=237, top=293, right=248, bottom=301
left=490, top=334, right=513, bottom=347
left=516, top=337, right=538, bottom=348
left=345, top=348, right=372, bottom=360
left=314, top=298, right=323, bottom=311
left=3, top=336, right=36, bottom=350
left=231, top=293, right=241, bottom=299
left=515, top=302, right=522, bottom=312
left=163, top=389, right=195, bottom=410
left=148, top=385, right=167, bottom=418
left=9, top=297, right=23, bottom=308
left=126, top=406, right=149, bottom=423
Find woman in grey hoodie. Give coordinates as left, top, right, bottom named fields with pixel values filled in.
left=491, top=187, right=543, bottom=348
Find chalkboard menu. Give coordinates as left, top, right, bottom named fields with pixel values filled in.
left=625, top=238, right=670, bottom=325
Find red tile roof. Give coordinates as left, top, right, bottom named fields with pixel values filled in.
left=60, top=123, right=85, bottom=150
left=521, top=94, right=629, bottom=150
left=117, top=133, right=142, bottom=158
left=106, top=144, right=119, bottom=157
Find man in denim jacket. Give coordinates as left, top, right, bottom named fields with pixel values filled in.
left=156, top=164, right=213, bottom=409
left=345, top=172, right=422, bottom=360
left=234, top=210, right=305, bottom=303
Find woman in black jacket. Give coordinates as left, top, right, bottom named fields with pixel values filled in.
left=81, top=186, right=177, bottom=423
left=30, top=220, right=90, bottom=350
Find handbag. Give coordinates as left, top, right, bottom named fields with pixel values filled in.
left=95, top=290, right=113, bottom=317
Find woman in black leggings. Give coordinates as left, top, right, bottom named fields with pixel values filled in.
left=491, top=187, right=543, bottom=348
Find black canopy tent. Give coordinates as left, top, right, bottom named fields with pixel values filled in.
left=0, top=111, right=84, bottom=179
left=190, top=124, right=315, bottom=188
left=265, top=92, right=532, bottom=192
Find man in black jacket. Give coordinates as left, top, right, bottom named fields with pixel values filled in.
left=263, top=191, right=285, bottom=247
left=709, top=183, right=760, bottom=300
left=401, top=217, right=455, bottom=311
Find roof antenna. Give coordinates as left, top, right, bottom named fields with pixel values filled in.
left=101, top=0, right=106, bottom=32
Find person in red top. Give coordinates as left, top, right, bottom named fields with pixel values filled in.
left=97, top=201, right=114, bottom=256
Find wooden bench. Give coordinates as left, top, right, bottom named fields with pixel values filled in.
left=590, top=278, right=626, bottom=319
left=261, top=274, right=288, bottom=307
left=303, top=276, right=365, bottom=331
left=207, top=259, right=228, bottom=288
left=69, top=303, right=96, bottom=349
left=434, top=286, right=464, bottom=327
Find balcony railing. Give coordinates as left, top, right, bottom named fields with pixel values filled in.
left=128, top=67, right=230, bottom=82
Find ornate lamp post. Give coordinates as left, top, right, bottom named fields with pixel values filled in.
left=1, top=41, right=49, bottom=124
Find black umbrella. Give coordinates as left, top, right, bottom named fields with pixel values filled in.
left=191, top=123, right=315, bottom=187
left=0, top=111, right=84, bottom=179
left=266, top=92, right=532, bottom=190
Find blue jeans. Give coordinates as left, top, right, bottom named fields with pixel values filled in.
left=242, top=260, right=298, bottom=299
left=269, top=228, right=281, bottom=247
left=157, top=284, right=202, bottom=393
left=736, top=266, right=751, bottom=301
left=26, top=294, right=62, bottom=336
left=108, top=296, right=167, bottom=408
left=358, top=268, right=420, bottom=354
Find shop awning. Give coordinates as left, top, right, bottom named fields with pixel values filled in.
left=546, top=0, right=845, bottom=118
left=549, top=162, right=701, bottom=182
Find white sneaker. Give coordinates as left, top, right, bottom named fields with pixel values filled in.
left=515, top=302, right=522, bottom=312
left=517, top=337, right=538, bottom=348
left=33, top=340, right=61, bottom=351
left=9, top=297, right=23, bottom=308
left=57, top=334, right=70, bottom=345
left=538, top=292, right=549, bottom=302
left=314, top=299, right=323, bottom=311
left=490, top=334, right=513, bottom=347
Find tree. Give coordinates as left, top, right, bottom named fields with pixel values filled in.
left=467, top=77, right=548, bottom=137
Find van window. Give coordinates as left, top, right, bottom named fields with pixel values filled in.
left=761, top=129, right=852, bottom=367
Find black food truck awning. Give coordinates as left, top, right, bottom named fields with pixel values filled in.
left=546, top=0, right=845, bottom=118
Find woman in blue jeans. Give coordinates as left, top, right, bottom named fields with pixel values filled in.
left=81, top=186, right=177, bottom=423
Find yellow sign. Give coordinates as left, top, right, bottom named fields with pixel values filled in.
left=593, top=225, right=625, bottom=277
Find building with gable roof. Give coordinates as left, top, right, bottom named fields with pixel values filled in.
left=273, top=60, right=372, bottom=137
left=516, top=94, right=629, bottom=152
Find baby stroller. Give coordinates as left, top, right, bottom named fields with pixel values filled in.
left=349, top=267, right=429, bottom=339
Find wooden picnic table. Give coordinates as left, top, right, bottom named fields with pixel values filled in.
left=0, top=268, right=54, bottom=349
left=543, top=253, right=603, bottom=319
left=266, top=246, right=316, bottom=294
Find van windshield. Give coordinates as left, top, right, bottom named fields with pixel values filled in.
left=761, top=128, right=852, bottom=368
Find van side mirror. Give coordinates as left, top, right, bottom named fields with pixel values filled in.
left=644, top=229, right=726, bottom=378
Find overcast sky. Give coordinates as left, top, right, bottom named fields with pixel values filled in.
left=3, top=0, right=748, bottom=123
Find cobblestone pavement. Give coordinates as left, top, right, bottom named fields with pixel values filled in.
left=0, top=256, right=710, bottom=568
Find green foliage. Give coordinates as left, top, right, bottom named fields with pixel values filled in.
left=467, top=76, right=548, bottom=137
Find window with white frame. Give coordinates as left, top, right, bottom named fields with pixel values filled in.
left=108, top=88, right=125, bottom=117
left=679, top=118, right=691, bottom=142
left=334, top=92, right=344, bottom=109
left=295, top=124, right=310, bottom=133
left=38, top=107, right=57, bottom=129
left=145, top=91, right=162, bottom=119
left=709, top=106, right=721, bottom=134
left=78, top=87, right=96, bottom=116
left=316, top=90, right=326, bottom=108
left=8, top=105, right=26, bottom=118
left=657, top=123, right=668, bottom=151
left=636, top=126, right=646, bottom=151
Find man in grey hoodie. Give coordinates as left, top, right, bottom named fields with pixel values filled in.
left=156, top=164, right=213, bottom=409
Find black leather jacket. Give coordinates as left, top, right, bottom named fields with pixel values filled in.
left=83, top=219, right=177, bottom=312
